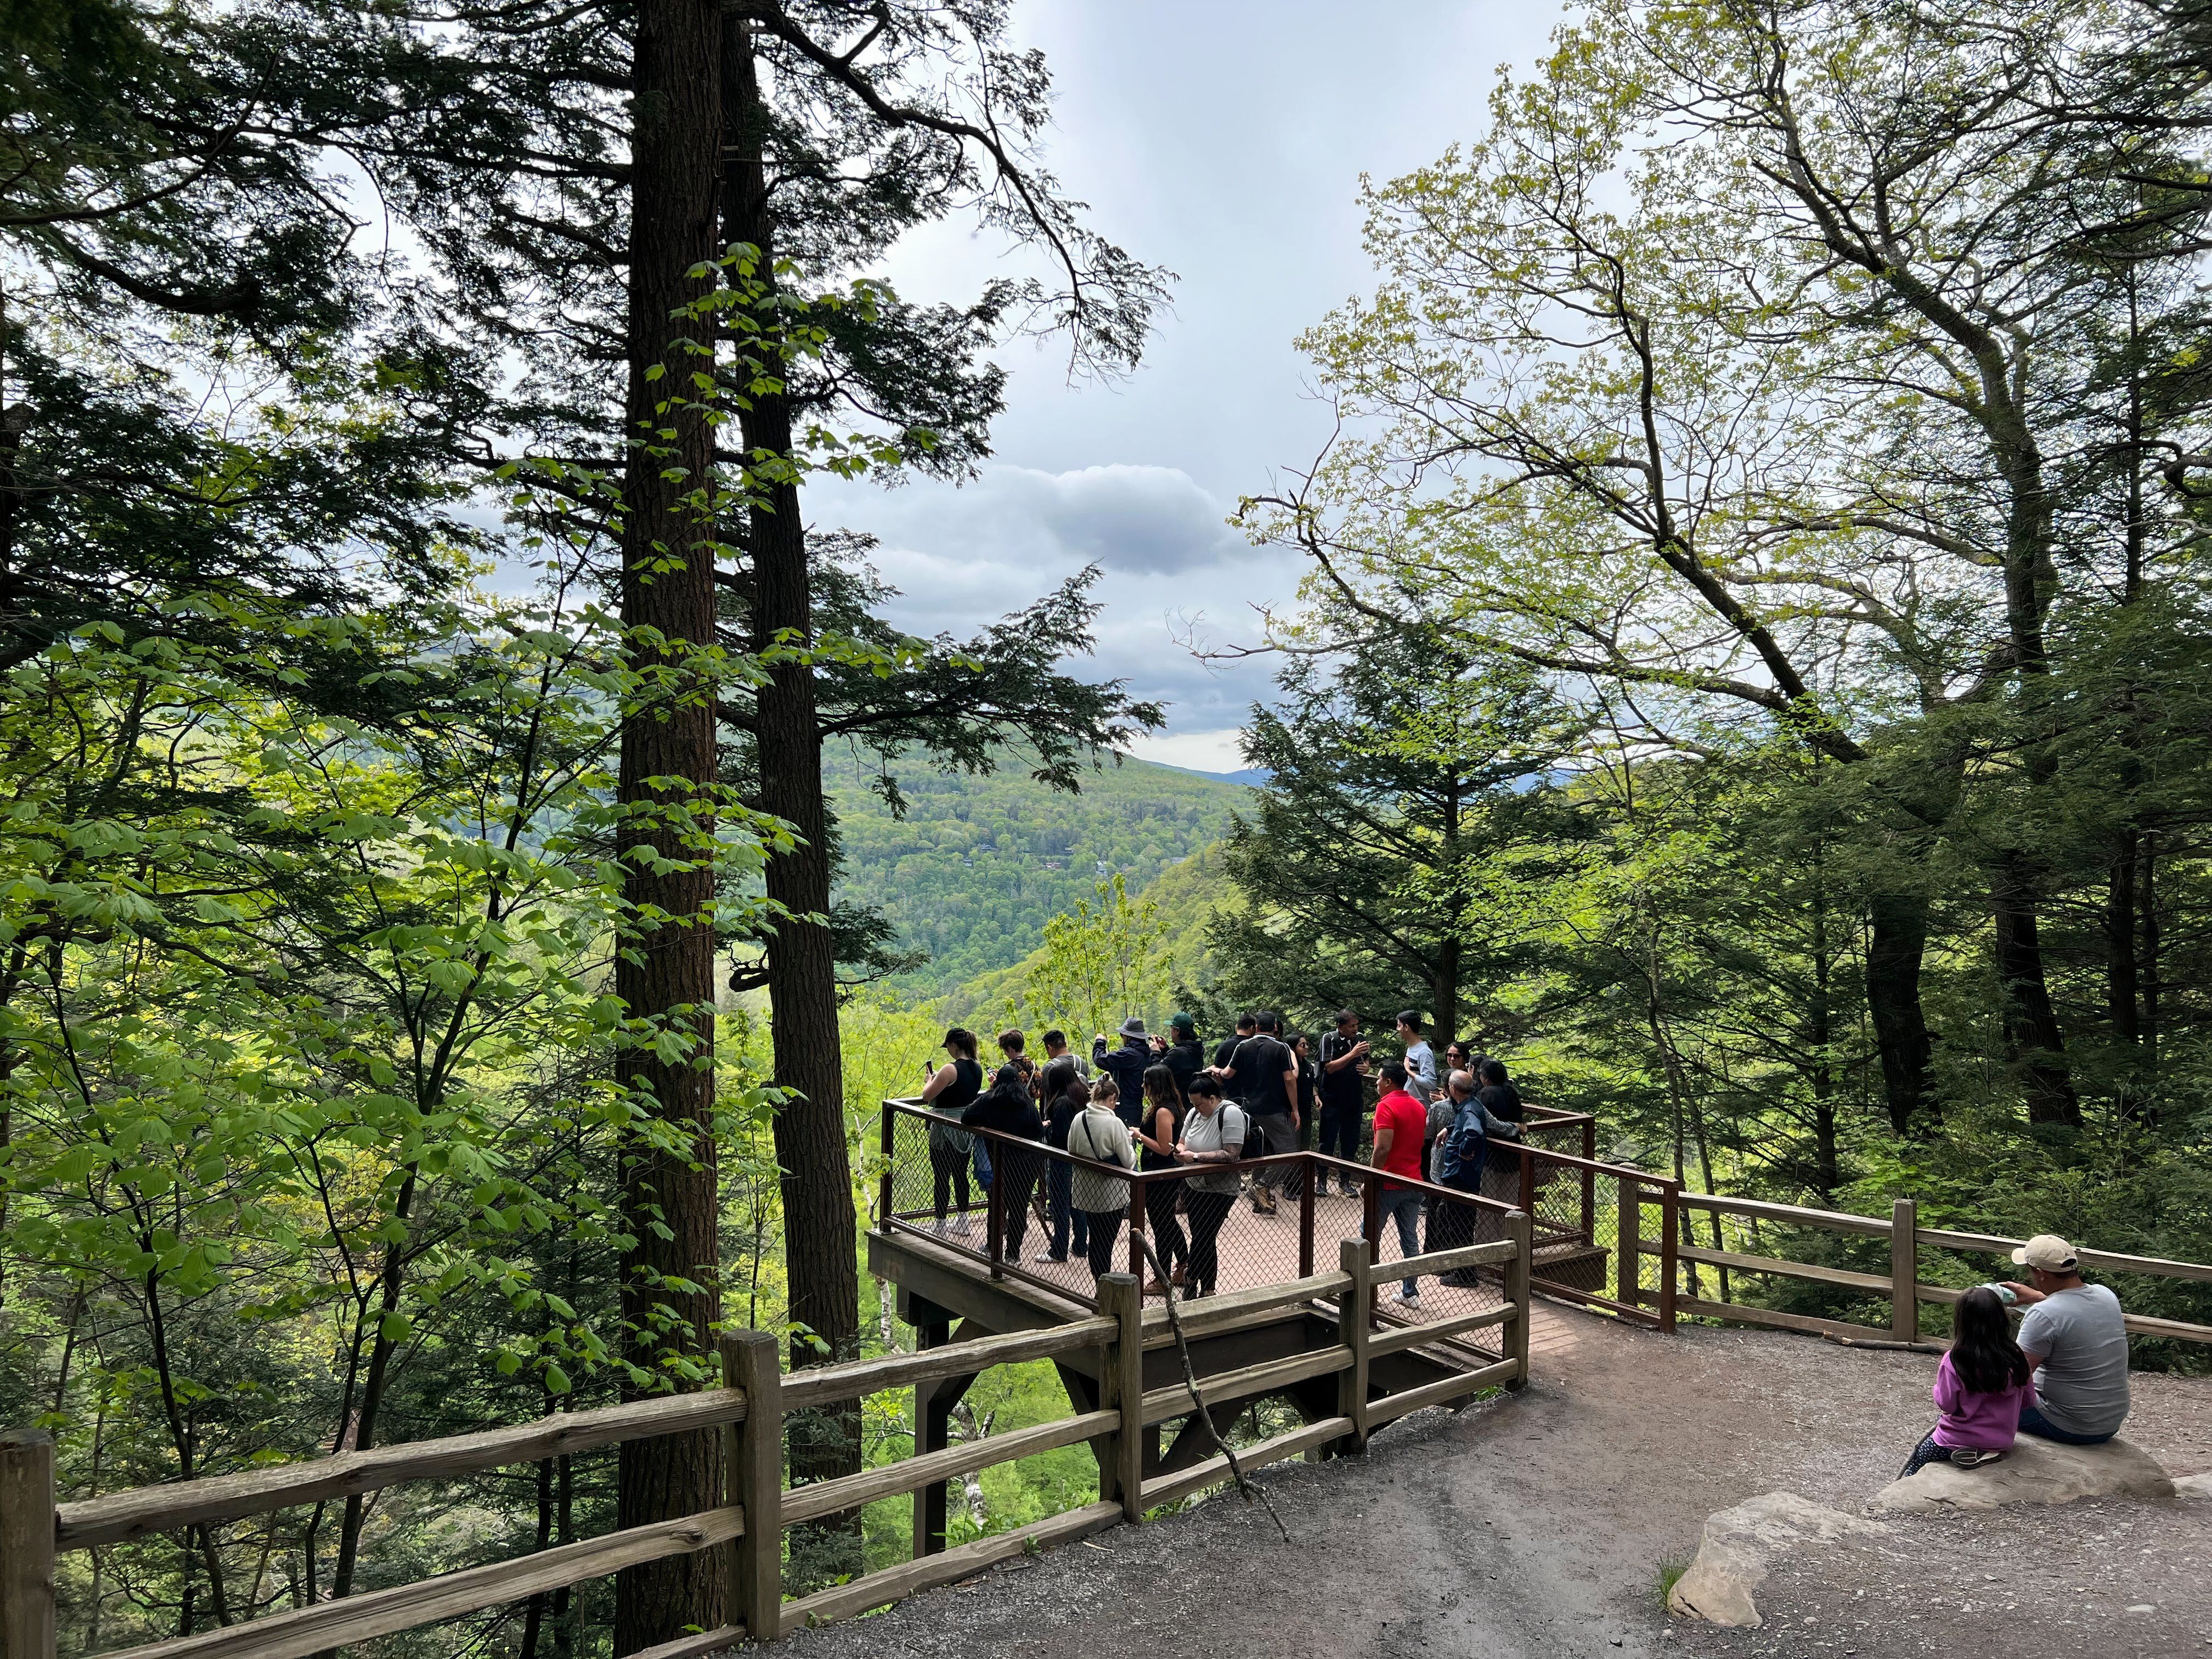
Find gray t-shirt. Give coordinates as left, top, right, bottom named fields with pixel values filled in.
left=2017, top=1283, right=2130, bottom=1437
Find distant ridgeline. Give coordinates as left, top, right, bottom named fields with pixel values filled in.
left=823, top=747, right=1250, bottom=994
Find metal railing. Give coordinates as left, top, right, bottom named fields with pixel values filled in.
left=878, top=1098, right=1677, bottom=1339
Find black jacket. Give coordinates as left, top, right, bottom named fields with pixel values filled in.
left=962, top=1065, right=1044, bottom=1141
left=1092, top=1035, right=1150, bottom=1124
left=1163, top=1037, right=1206, bottom=1104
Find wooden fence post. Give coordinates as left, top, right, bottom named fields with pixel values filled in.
left=1097, top=1275, right=1145, bottom=1522
left=1617, top=1177, right=1641, bottom=1311
left=720, top=1333, right=782, bottom=1645
left=1298, top=1160, right=1316, bottom=1280
left=1891, top=1197, right=1920, bottom=1345
left=1505, top=1209, right=1533, bottom=1390
left=0, top=1429, right=56, bottom=1659
left=1657, top=1182, right=1679, bottom=1333
left=1336, top=1238, right=1372, bottom=1451
left=1580, top=1119, right=1597, bottom=1248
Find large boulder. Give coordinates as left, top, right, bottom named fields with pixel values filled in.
left=1870, top=1435, right=2175, bottom=1516
left=1667, top=1490, right=1889, bottom=1628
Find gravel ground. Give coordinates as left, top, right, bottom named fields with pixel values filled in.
left=1673, top=1496, right=2212, bottom=1659
left=771, top=1308, right=2212, bottom=1659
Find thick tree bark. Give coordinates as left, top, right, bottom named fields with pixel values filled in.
left=1863, top=888, right=1935, bottom=1135
left=613, top=2, right=726, bottom=1649
left=1990, top=854, right=2079, bottom=1127
left=723, top=14, right=865, bottom=1577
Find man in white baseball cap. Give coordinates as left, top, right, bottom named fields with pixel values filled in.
left=2001, top=1234, right=2130, bottom=1444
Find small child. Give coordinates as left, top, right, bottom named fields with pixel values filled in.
left=1900, top=1284, right=2036, bottom=1477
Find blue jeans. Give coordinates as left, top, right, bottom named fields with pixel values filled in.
left=1378, top=1187, right=1424, bottom=1297
left=973, top=1138, right=992, bottom=1192
left=2018, top=1402, right=2114, bottom=1446
left=1046, top=1161, right=1088, bottom=1260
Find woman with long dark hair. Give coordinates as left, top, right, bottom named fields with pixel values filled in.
left=921, top=1028, right=985, bottom=1232
left=1133, top=1064, right=1190, bottom=1295
left=1900, top=1285, right=2036, bottom=1477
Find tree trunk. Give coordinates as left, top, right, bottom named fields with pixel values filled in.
left=723, top=13, right=865, bottom=1579
left=1863, top=887, right=1936, bottom=1135
left=613, top=2, right=727, bottom=1649
left=1807, top=843, right=1839, bottom=1202
left=1990, top=854, right=2079, bottom=1128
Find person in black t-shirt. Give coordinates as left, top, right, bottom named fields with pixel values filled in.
left=1039, top=1058, right=1090, bottom=1263
left=1316, top=1009, right=1371, bottom=1197
left=1217, top=1011, right=1301, bottom=1214
left=1212, top=1012, right=1257, bottom=1104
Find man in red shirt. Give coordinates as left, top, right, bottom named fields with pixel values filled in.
left=1369, top=1060, right=1430, bottom=1309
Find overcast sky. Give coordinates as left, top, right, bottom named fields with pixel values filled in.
left=806, top=1, right=1558, bottom=774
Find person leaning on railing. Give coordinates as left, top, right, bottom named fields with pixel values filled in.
left=921, top=1026, right=986, bottom=1234
left=2001, top=1234, right=2132, bottom=1446
left=1173, top=1072, right=1248, bottom=1299
left=1426, top=1068, right=1522, bottom=1287
left=961, top=1061, right=1046, bottom=1265
left=1134, top=1064, right=1191, bottom=1297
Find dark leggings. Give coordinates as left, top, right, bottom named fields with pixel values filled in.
left=996, top=1152, right=1041, bottom=1256
left=930, top=1140, right=970, bottom=1220
left=1900, top=1430, right=2009, bottom=1479
left=1144, top=1182, right=1189, bottom=1273
left=1183, top=1189, right=1235, bottom=1296
left=1084, top=1211, right=1125, bottom=1279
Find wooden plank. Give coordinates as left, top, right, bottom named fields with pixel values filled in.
left=1673, top=1243, right=1892, bottom=1294
left=1136, top=1416, right=1353, bottom=1509
left=1675, top=1192, right=1892, bottom=1238
left=2121, top=1312, right=2212, bottom=1345
left=1677, top=1296, right=1885, bottom=1344
left=777, top=1500, right=1124, bottom=1635
left=1137, top=1272, right=1351, bottom=1340
left=622, top=1626, right=744, bottom=1659
left=57, top=1390, right=749, bottom=1551
left=1099, top=1275, right=1146, bottom=1522
left=778, top=1318, right=1116, bottom=1412
left=1143, top=1297, right=1331, bottom=1352
left=781, top=1409, right=1117, bottom=1526
left=1914, top=1228, right=2212, bottom=1286
left=98, top=1509, right=744, bottom=1659
left=1383, top=1238, right=1517, bottom=1282
left=1138, top=1347, right=1351, bottom=1427
left=1363, top=1357, right=1521, bottom=1427
left=1, top=1430, right=55, bottom=1659
left=1367, top=1304, right=1513, bottom=1359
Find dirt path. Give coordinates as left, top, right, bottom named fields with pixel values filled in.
left=774, top=1302, right=2212, bottom=1659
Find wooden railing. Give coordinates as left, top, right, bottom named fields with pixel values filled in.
left=1638, top=1192, right=2212, bottom=1349
left=0, top=1229, right=1534, bottom=1659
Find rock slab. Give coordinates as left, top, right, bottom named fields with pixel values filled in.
left=1869, top=1435, right=2176, bottom=1516
left=1667, top=1490, right=1888, bottom=1628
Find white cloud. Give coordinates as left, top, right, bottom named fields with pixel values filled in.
left=1124, top=728, right=1253, bottom=775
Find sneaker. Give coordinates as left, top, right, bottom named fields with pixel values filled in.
left=1143, top=1279, right=1168, bottom=1297
left=1170, top=1265, right=1186, bottom=1286
left=1003, top=1249, right=1022, bottom=1265
left=1046, top=1252, right=1069, bottom=1264
left=947, top=1216, right=972, bottom=1236
left=1949, top=1448, right=2004, bottom=1469
left=1336, top=1181, right=1359, bottom=1198
left=1394, top=1290, right=1423, bottom=1310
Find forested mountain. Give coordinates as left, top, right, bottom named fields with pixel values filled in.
left=823, top=749, right=1249, bottom=992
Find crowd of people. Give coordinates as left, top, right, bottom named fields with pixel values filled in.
left=916, top=1007, right=1524, bottom=1304
left=916, top=1013, right=2145, bottom=1479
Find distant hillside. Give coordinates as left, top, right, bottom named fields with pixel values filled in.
left=825, top=749, right=1249, bottom=994
left=943, top=840, right=1238, bottom=1026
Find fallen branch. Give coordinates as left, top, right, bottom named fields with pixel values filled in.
left=1134, top=1231, right=1293, bottom=1544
